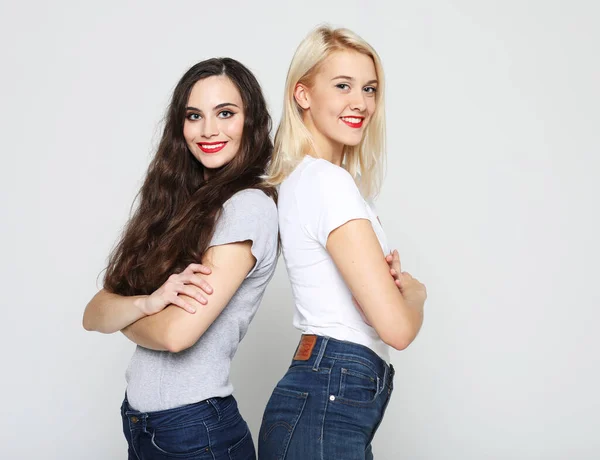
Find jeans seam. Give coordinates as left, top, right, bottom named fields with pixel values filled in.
left=129, top=420, right=142, bottom=460
left=204, top=420, right=216, bottom=460
left=313, top=337, right=329, bottom=371
left=208, top=398, right=222, bottom=421
left=366, top=385, right=393, bottom=447
left=320, top=359, right=334, bottom=460
left=228, top=425, right=250, bottom=458
left=279, top=392, right=309, bottom=460
left=324, top=354, right=380, bottom=377
left=380, top=364, right=388, bottom=395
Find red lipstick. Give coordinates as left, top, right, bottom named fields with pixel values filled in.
left=197, top=141, right=227, bottom=154
left=340, top=117, right=364, bottom=128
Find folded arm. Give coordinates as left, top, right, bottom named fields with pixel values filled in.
left=121, top=241, right=256, bottom=352
left=82, top=264, right=213, bottom=334
left=82, top=290, right=148, bottom=334
left=327, top=219, right=424, bottom=350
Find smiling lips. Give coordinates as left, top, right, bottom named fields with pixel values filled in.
left=197, top=141, right=227, bottom=154
left=340, top=116, right=364, bottom=128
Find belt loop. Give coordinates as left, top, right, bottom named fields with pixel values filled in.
left=208, top=398, right=221, bottom=421
left=380, top=365, right=388, bottom=394
left=312, top=337, right=329, bottom=371
left=141, top=413, right=148, bottom=433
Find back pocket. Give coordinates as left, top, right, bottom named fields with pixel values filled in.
left=258, top=387, right=308, bottom=459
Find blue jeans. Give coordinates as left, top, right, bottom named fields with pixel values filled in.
left=121, top=394, right=255, bottom=460
left=258, top=335, right=395, bottom=460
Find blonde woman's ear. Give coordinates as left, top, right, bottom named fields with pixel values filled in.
left=293, top=83, right=310, bottom=110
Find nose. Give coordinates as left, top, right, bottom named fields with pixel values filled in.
left=349, top=90, right=367, bottom=112
left=201, top=116, right=219, bottom=138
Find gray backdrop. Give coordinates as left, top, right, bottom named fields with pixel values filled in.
left=1, top=1, right=598, bottom=458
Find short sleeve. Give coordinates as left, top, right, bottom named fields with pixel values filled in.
left=209, top=189, right=278, bottom=277
left=298, top=160, right=370, bottom=246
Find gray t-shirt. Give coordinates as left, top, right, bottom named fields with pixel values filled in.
left=125, top=189, right=278, bottom=412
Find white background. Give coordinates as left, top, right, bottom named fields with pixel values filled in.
left=1, top=1, right=598, bottom=458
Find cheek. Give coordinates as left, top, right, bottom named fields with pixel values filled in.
left=183, top=121, right=196, bottom=144
left=226, top=118, right=244, bottom=141
left=368, top=99, right=377, bottom=114
left=313, top=101, right=338, bottom=128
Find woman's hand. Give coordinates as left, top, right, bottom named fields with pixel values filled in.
left=353, top=250, right=427, bottom=326
left=386, top=250, right=427, bottom=307
left=140, top=263, right=214, bottom=315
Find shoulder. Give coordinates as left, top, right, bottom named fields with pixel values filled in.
left=221, top=188, right=278, bottom=230
left=298, top=158, right=359, bottom=193
left=225, top=188, right=276, bottom=211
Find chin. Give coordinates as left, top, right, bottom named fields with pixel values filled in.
left=340, top=135, right=364, bottom=147
left=209, top=161, right=231, bottom=171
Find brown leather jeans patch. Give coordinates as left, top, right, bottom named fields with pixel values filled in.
left=293, top=335, right=317, bottom=361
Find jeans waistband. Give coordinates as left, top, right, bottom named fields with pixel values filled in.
left=291, top=334, right=395, bottom=390
left=122, top=394, right=236, bottom=430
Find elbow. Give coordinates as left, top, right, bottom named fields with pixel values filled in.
left=165, top=341, right=187, bottom=354
left=381, top=332, right=413, bottom=351
left=82, top=314, right=113, bottom=334
left=379, top=324, right=419, bottom=351
left=380, top=308, right=423, bottom=351
left=163, top=331, right=194, bottom=353
left=82, top=313, right=96, bottom=332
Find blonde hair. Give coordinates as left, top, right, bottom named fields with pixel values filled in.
left=265, top=25, right=386, bottom=198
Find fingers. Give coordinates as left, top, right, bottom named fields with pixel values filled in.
left=395, top=271, right=412, bottom=290
left=393, top=249, right=401, bottom=273
left=386, top=250, right=401, bottom=274
left=177, top=285, right=208, bottom=305
left=168, top=294, right=196, bottom=314
left=177, top=273, right=213, bottom=295
left=185, top=274, right=213, bottom=295
left=183, top=263, right=212, bottom=276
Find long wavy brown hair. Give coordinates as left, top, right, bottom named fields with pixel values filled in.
left=104, top=58, right=275, bottom=296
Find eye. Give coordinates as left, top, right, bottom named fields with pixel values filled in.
left=186, top=112, right=201, bottom=121
left=218, top=110, right=234, bottom=119
left=364, top=86, right=377, bottom=94
left=335, top=83, right=350, bottom=91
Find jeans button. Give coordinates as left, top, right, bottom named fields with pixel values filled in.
left=131, top=416, right=139, bottom=423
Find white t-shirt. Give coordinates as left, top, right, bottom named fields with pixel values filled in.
left=278, top=155, right=391, bottom=361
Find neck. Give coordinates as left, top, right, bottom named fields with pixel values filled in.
left=303, top=114, right=344, bottom=166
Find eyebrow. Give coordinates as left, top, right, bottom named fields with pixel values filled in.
left=331, top=75, right=378, bottom=85
left=185, top=102, right=241, bottom=112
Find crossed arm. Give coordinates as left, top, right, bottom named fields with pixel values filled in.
left=327, top=219, right=426, bottom=350
left=83, top=241, right=255, bottom=353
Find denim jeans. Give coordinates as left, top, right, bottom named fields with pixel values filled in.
left=121, top=393, right=255, bottom=460
left=258, top=335, right=395, bottom=460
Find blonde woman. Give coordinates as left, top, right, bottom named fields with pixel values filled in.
left=258, top=26, right=427, bottom=459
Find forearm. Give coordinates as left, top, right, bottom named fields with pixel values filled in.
left=121, top=315, right=169, bottom=351
left=120, top=242, right=255, bottom=353
left=82, top=290, right=148, bottom=333
left=121, top=296, right=202, bottom=352
left=398, top=297, right=424, bottom=345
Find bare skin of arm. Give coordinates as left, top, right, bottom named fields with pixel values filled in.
left=82, top=264, right=213, bottom=334
left=327, top=219, right=426, bottom=350
left=121, top=241, right=256, bottom=352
